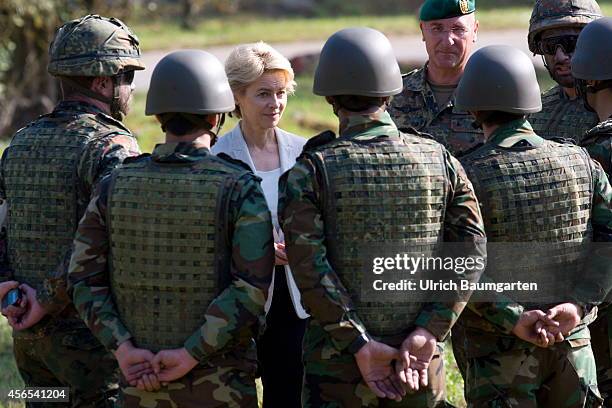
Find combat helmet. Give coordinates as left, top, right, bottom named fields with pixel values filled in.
left=48, top=14, right=144, bottom=77
left=572, top=17, right=612, bottom=109
left=313, top=27, right=402, bottom=97
left=456, top=45, right=542, bottom=114
left=528, top=0, right=602, bottom=54
left=146, top=50, right=235, bottom=137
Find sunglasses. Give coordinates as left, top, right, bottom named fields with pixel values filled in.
left=537, top=35, right=579, bottom=55
left=118, top=70, right=135, bottom=85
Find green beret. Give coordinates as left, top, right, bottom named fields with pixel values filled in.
left=419, top=0, right=476, bottom=21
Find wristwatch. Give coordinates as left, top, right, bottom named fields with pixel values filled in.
left=348, top=332, right=371, bottom=354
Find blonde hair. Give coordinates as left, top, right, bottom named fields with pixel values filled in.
left=225, top=41, right=296, bottom=101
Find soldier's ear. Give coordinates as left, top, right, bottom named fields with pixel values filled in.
left=419, top=22, right=425, bottom=42
left=91, top=77, right=113, bottom=98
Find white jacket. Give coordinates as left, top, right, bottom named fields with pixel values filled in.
left=212, top=123, right=309, bottom=319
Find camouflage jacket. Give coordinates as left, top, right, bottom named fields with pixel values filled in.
left=388, top=65, right=485, bottom=157
left=0, top=100, right=140, bottom=317
left=581, top=118, right=612, bottom=180
left=459, top=119, right=612, bottom=355
left=68, top=142, right=274, bottom=359
left=278, top=109, right=486, bottom=351
left=529, top=85, right=598, bottom=143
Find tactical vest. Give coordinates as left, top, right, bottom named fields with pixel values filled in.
left=2, top=109, right=128, bottom=289
left=530, top=86, right=598, bottom=143
left=462, top=141, right=593, bottom=307
left=108, top=155, right=244, bottom=352
left=308, top=133, right=448, bottom=338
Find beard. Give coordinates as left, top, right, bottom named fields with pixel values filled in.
left=547, top=64, right=575, bottom=89
left=111, top=89, right=132, bottom=121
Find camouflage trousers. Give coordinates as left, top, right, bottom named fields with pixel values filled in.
left=13, top=317, right=119, bottom=407
left=450, top=320, right=468, bottom=381
left=301, top=323, right=451, bottom=408
left=465, top=341, right=603, bottom=408
left=590, top=306, right=612, bottom=406
left=120, top=363, right=258, bottom=408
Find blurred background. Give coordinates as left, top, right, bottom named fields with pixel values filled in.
left=2, top=1, right=612, bottom=406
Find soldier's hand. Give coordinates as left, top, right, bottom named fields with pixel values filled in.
left=0, top=281, right=26, bottom=320
left=152, top=348, right=198, bottom=383
left=274, top=242, right=288, bottom=265
left=113, top=340, right=159, bottom=390
left=8, top=284, right=46, bottom=331
left=354, top=340, right=403, bottom=401
left=545, top=303, right=583, bottom=336
left=512, top=309, right=559, bottom=347
left=397, top=327, right=436, bottom=392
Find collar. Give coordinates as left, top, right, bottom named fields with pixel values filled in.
left=151, top=142, right=211, bottom=163
left=404, top=66, right=427, bottom=92
left=487, top=118, right=542, bottom=148
left=55, top=100, right=130, bottom=132
left=405, top=64, right=462, bottom=115
left=56, top=100, right=108, bottom=116
left=338, top=108, right=399, bottom=140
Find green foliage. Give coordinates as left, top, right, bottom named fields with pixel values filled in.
left=0, top=319, right=24, bottom=408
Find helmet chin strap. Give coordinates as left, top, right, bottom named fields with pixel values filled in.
left=211, top=113, right=226, bottom=146
left=541, top=55, right=555, bottom=79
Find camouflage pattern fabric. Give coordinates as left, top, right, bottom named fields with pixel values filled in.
left=0, top=101, right=140, bottom=316
left=107, top=152, right=242, bottom=352
left=279, top=108, right=486, bottom=407
left=13, top=324, right=119, bottom=408
left=465, top=340, right=602, bottom=407
left=119, top=355, right=258, bottom=408
left=529, top=85, right=598, bottom=143
left=581, top=119, right=612, bottom=178
left=0, top=100, right=139, bottom=405
left=528, top=0, right=603, bottom=53
left=69, top=142, right=274, bottom=406
left=48, top=14, right=145, bottom=77
left=590, top=306, right=612, bottom=406
left=301, top=320, right=449, bottom=408
left=459, top=118, right=612, bottom=407
left=388, top=66, right=485, bottom=157
left=580, top=120, right=612, bottom=407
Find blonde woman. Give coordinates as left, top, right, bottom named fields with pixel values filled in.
left=212, top=42, right=308, bottom=408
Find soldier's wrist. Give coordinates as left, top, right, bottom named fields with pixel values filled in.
left=348, top=332, right=371, bottom=355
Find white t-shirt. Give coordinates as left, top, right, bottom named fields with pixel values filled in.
left=255, top=167, right=282, bottom=232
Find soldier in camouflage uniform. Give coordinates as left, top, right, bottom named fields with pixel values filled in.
left=527, top=0, right=601, bottom=142
left=68, top=50, right=274, bottom=408
left=0, top=14, right=143, bottom=407
left=387, top=0, right=483, bottom=382
left=388, top=0, right=484, bottom=158
left=279, top=27, right=486, bottom=408
left=456, top=45, right=611, bottom=407
left=571, top=17, right=612, bottom=406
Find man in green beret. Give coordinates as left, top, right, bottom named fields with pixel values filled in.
left=388, top=0, right=483, bottom=158
left=388, top=0, right=481, bottom=385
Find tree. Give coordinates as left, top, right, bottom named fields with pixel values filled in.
left=0, top=1, right=65, bottom=138
left=0, top=0, right=135, bottom=139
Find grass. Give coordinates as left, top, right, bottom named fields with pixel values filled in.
left=131, top=4, right=612, bottom=52
left=132, top=8, right=521, bottom=52
left=0, top=319, right=24, bottom=408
